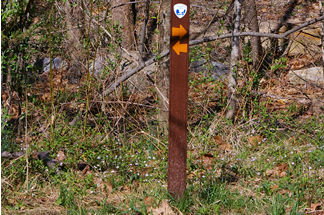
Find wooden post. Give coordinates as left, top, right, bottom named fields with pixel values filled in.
left=168, top=0, right=190, bottom=199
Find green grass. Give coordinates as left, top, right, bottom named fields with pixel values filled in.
left=2, top=101, right=323, bottom=214
left=2, top=103, right=324, bottom=214
left=2, top=58, right=323, bottom=214
left=3, top=1, right=323, bottom=213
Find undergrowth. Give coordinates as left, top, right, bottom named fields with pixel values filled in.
left=2, top=68, right=323, bottom=214
left=1, top=1, right=323, bottom=214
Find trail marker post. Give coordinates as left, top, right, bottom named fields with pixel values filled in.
left=168, top=0, right=190, bottom=199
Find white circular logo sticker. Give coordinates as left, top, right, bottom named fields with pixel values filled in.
left=174, top=3, right=187, bottom=19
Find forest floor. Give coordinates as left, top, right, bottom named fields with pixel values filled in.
left=2, top=59, right=323, bottom=215
left=1, top=0, right=324, bottom=214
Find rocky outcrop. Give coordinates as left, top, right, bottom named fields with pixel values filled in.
left=285, top=27, right=321, bottom=57
left=89, top=56, right=107, bottom=79
left=190, top=60, right=229, bottom=80
left=42, top=57, right=66, bottom=73
left=288, top=67, right=324, bottom=86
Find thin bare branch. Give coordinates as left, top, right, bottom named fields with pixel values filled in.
left=191, top=15, right=324, bottom=45
left=139, top=0, right=150, bottom=59
left=111, top=0, right=158, bottom=10
left=272, top=0, right=299, bottom=34
left=103, top=50, right=169, bottom=95
left=191, top=0, right=234, bottom=40
left=102, top=15, right=324, bottom=96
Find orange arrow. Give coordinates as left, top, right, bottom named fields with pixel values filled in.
left=172, top=25, right=187, bottom=39
left=173, top=41, right=188, bottom=55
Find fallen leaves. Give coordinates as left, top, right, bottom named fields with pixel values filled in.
left=266, top=163, right=289, bottom=178
left=56, top=150, right=66, bottom=162
left=144, top=196, right=156, bottom=208
left=214, top=136, right=232, bottom=151
left=148, top=199, right=178, bottom=215
left=1, top=90, right=20, bottom=120
left=270, top=184, right=279, bottom=192
left=247, top=135, right=263, bottom=147
left=305, top=202, right=324, bottom=214
left=93, top=177, right=113, bottom=193
left=30, top=68, right=71, bottom=102
left=198, top=153, right=215, bottom=170
left=288, top=56, right=313, bottom=70
left=269, top=184, right=291, bottom=196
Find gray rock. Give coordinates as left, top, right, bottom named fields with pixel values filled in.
left=2, top=151, right=25, bottom=159
left=190, top=60, right=229, bottom=80
left=66, top=61, right=83, bottom=84
left=288, top=67, right=324, bottom=86
left=190, top=60, right=207, bottom=73
left=42, top=57, right=65, bottom=73
left=210, top=61, right=230, bottom=80
left=89, top=56, right=107, bottom=79
left=1, top=151, right=13, bottom=159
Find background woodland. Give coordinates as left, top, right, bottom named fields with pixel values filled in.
left=1, top=0, right=324, bottom=214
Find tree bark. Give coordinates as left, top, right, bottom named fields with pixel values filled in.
left=320, top=0, right=324, bottom=73
left=226, top=0, right=242, bottom=120
left=111, top=0, right=136, bottom=49
left=63, top=0, right=84, bottom=60
left=244, top=0, right=262, bottom=69
left=156, top=0, right=171, bottom=132
left=139, top=0, right=150, bottom=59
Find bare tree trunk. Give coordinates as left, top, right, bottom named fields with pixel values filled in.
left=244, top=0, right=262, bottom=69
left=226, top=0, right=242, bottom=120
left=320, top=0, right=324, bottom=73
left=63, top=0, right=84, bottom=60
left=155, top=0, right=171, bottom=133
left=111, top=0, right=136, bottom=49
left=139, top=0, right=150, bottom=59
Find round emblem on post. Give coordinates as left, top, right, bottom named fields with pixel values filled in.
left=173, top=3, right=187, bottom=19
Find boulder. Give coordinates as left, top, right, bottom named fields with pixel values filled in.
left=90, top=51, right=154, bottom=91
left=42, top=57, right=66, bottom=73
left=66, top=60, right=83, bottom=84
left=259, top=20, right=321, bottom=58
left=34, top=57, right=67, bottom=82
left=288, top=67, right=324, bottom=86
left=286, top=27, right=321, bottom=57
left=89, top=55, right=107, bottom=79
left=258, top=21, right=278, bottom=49
left=210, top=61, right=230, bottom=80
left=190, top=60, right=229, bottom=80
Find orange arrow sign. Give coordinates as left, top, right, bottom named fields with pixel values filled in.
left=173, top=41, right=188, bottom=55
left=172, top=25, right=187, bottom=39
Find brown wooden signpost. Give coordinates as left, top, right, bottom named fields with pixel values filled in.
left=168, top=0, right=190, bottom=199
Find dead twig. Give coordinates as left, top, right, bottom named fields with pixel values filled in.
left=139, top=0, right=150, bottom=60
left=111, top=0, right=147, bottom=10
left=102, top=15, right=324, bottom=96
left=190, top=15, right=324, bottom=45
left=272, top=0, right=299, bottom=34
left=191, top=0, right=234, bottom=40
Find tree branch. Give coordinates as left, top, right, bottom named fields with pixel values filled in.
left=103, top=15, right=324, bottom=96
left=191, top=15, right=324, bottom=45
left=139, top=0, right=150, bottom=60
left=103, top=49, right=170, bottom=95
left=111, top=0, right=158, bottom=10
